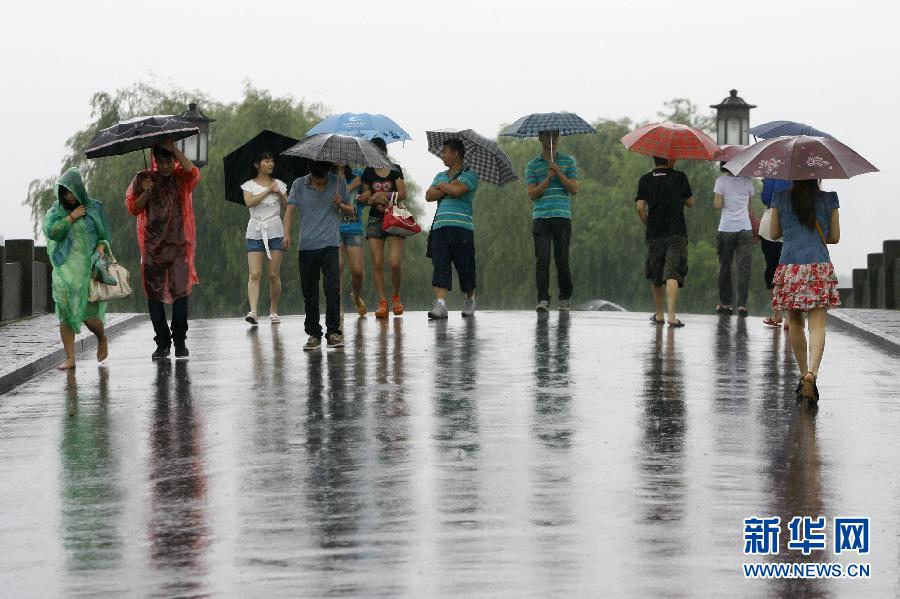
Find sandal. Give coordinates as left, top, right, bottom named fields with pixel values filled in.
left=715, top=304, right=733, bottom=315
left=762, top=318, right=782, bottom=327
left=668, top=319, right=685, bottom=328
left=737, top=307, right=749, bottom=318
left=800, top=371, right=820, bottom=403
left=649, top=314, right=664, bottom=325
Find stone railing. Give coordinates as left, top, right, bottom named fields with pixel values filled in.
left=1, top=240, right=53, bottom=322
left=837, top=240, right=900, bottom=309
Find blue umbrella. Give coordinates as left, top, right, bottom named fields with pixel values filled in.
left=500, top=112, right=595, bottom=157
left=306, top=112, right=411, bottom=143
left=748, top=120, right=835, bottom=140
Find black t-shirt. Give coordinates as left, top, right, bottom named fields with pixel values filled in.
left=362, top=164, right=404, bottom=219
left=635, top=168, right=693, bottom=239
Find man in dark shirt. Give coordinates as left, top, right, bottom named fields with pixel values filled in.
left=635, top=156, right=694, bottom=327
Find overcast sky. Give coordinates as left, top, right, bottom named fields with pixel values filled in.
left=2, top=0, right=895, bottom=275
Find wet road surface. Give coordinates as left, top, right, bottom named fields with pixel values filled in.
left=1, top=311, right=898, bottom=598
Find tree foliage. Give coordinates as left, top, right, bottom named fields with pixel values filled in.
left=26, top=86, right=770, bottom=317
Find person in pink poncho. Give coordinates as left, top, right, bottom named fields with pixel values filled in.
left=125, top=140, right=200, bottom=360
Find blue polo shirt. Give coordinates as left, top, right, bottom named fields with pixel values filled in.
left=525, top=152, right=577, bottom=219
left=287, top=172, right=350, bottom=251
left=431, top=168, right=479, bottom=231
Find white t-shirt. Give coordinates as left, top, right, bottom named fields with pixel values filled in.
left=713, top=174, right=753, bottom=232
left=241, top=179, right=286, bottom=240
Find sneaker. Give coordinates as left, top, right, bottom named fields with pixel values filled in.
left=392, top=295, right=404, bottom=316
left=428, top=300, right=448, bottom=320
left=174, top=343, right=189, bottom=359
left=303, top=336, right=322, bottom=351
left=152, top=345, right=170, bottom=360
left=326, top=333, right=344, bottom=348
left=375, top=300, right=389, bottom=319
left=269, top=313, right=281, bottom=324
left=462, top=296, right=476, bottom=317
left=558, top=299, right=571, bottom=311
left=245, top=311, right=258, bottom=325
left=535, top=300, right=550, bottom=313
left=351, top=292, right=367, bottom=316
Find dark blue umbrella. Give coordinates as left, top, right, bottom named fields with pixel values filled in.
left=748, top=120, right=834, bottom=140
left=500, top=112, right=596, bottom=138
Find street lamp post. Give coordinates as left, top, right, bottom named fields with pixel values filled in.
left=710, top=89, right=756, bottom=146
left=176, top=102, right=215, bottom=168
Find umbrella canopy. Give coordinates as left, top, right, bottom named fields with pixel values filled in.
left=748, top=120, right=834, bottom=140
left=713, top=144, right=748, bottom=163
left=281, top=134, right=395, bottom=169
left=425, top=129, right=518, bottom=186
left=500, top=112, right=596, bottom=138
left=85, top=115, right=198, bottom=159
left=724, top=135, right=878, bottom=180
left=306, top=112, right=411, bottom=143
left=621, top=122, right=720, bottom=160
left=222, top=130, right=311, bottom=205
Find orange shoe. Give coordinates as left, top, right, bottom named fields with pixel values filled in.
left=392, top=295, right=404, bottom=316
left=375, top=299, right=388, bottom=319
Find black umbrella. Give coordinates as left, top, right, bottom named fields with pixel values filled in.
left=84, top=115, right=198, bottom=159
left=222, top=130, right=312, bottom=205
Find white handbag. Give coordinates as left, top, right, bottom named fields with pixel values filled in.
left=89, top=249, right=133, bottom=302
left=758, top=207, right=782, bottom=242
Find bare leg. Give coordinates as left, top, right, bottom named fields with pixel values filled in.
left=665, top=279, right=680, bottom=323
left=346, top=244, right=364, bottom=296
left=368, top=237, right=387, bottom=302
left=434, top=287, right=447, bottom=301
left=388, top=236, right=404, bottom=296
left=806, top=308, right=827, bottom=377
left=268, top=250, right=284, bottom=315
left=84, top=317, right=108, bottom=362
left=58, top=323, right=76, bottom=369
left=788, top=310, right=809, bottom=374
left=247, top=251, right=264, bottom=314
left=650, top=283, right=665, bottom=321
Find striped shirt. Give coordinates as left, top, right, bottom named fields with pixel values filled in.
left=525, top=152, right=577, bottom=219
left=431, top=168, right=479, bottom=231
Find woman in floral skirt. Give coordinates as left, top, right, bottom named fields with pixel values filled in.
left=770, top=179, right=841, bottom=402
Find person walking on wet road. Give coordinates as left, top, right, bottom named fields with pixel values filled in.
left=241, top=150, right=288, bottom=326
left=713, top=165, right=754, bottom=317
left=125, top=141, right=200, bottom=360
left=425, top=138, right=480, bottom=319
left=635, top=156, right=694, bottom=327
left=43, top=168, right=113, bottom=370
left=759, top=177, right=792, bottom=329
left=283, top=160, right=355, bottom=350
left=769, top=179, right=841, bottom=402
left=338, top=164, right=367, bottom=316
left=525, top=130, right=579, bottom=313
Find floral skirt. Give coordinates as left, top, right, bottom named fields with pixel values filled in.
left=772, top=262, right=841, bottom=312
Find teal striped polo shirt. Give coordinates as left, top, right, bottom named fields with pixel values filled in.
left=525, top=152, right=577, bottom=219
left=431, top=168, right=480, bottom=231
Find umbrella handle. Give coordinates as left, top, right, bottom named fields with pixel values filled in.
left=142, top=148, right=148, bottom=170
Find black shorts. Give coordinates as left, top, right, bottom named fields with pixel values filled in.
left=645, top=235, right=688, bottom=287
left=430, top=226, right=476, bottom=293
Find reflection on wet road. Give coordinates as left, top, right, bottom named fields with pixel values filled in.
left=1, top=311, right=898, bottom=597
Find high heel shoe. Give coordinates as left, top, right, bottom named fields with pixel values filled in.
left=800, top=371, right=819, bottom=403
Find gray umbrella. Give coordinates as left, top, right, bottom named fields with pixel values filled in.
left=426, top=129, right=518, bottom=186
left=725, top=135, right=878, bottom=180
left=281, top=133, right=395, bottom=169
left=500, top=112, right=596, bottom=156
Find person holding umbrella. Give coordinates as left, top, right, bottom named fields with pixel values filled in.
left=43, top=168, right=114, bottom=370
left=338, top=164, right=367, bottom=316
left=525, top=130, right=579, bottom=312
left=424, top=138, right=480, bottom=319
left=125, top=140, right=200, bottom=360
left=241, top=150, right=288, bottom=326
left=283, top=160, right=355, bottom=350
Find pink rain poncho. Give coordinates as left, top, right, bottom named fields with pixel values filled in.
left=125, top=164, right=201, bottom=303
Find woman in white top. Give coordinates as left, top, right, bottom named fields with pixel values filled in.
left=713, top=167, right=755, bottom=317
left=241, top=150, right=288, bottom=325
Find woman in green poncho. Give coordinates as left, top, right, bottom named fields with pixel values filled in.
left=42, top=168, right=112, bottom=370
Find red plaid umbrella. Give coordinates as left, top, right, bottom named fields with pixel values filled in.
left=621, top=122, right=719, bottom=160
left=713, top=144, right=748, bottom=162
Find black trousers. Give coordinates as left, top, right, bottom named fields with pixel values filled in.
left=533, top=217, right=572, bottom=302
left=299, top=247, right=341, bottom=338
left=149, top=296, right=189, bottom=347
left=760, top=238, right=783, bottom=290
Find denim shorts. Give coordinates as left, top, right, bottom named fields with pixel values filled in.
left=246, top=237, right=284, bottom=253
left=365, top=215, right=400, bottom=240
left=340, top=232, right=363, bottom=247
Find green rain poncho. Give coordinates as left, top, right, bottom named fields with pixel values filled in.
left=42, top=168, right=111, bottom=332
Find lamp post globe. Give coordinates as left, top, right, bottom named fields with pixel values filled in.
left=710, top=89, right=756, bottom=146
left=176, top=102, right=215, bottom=168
